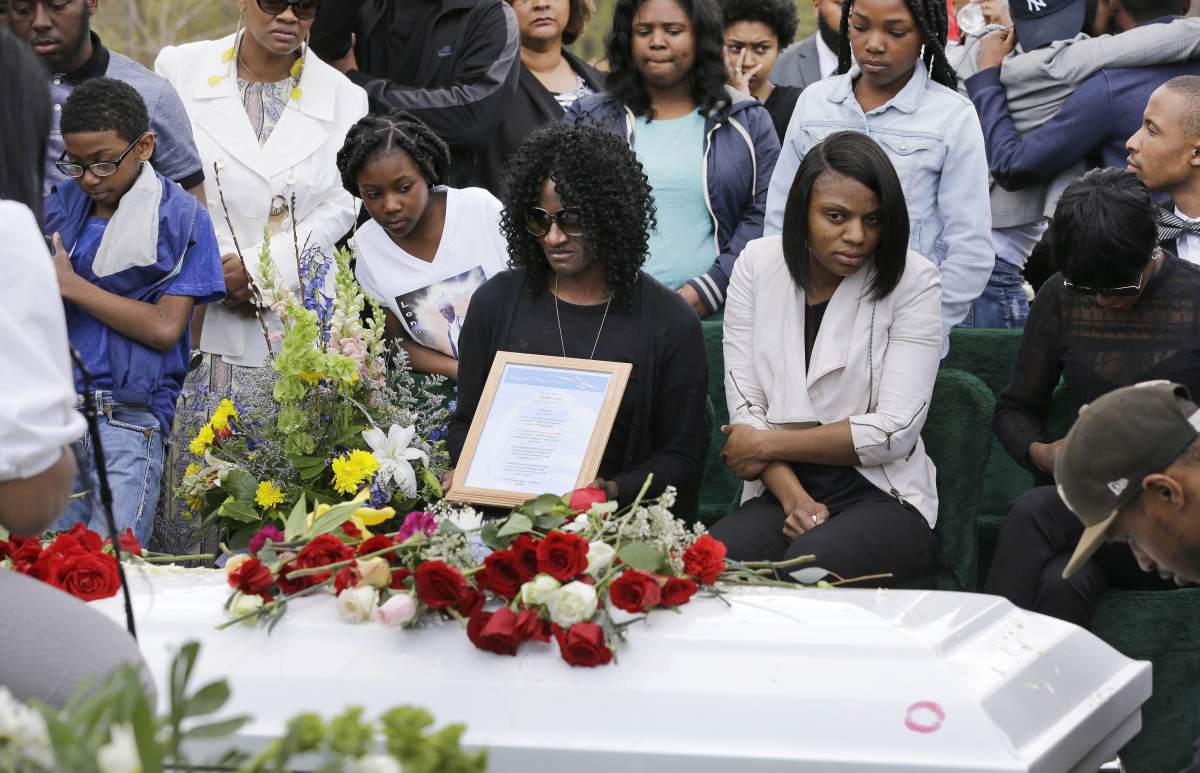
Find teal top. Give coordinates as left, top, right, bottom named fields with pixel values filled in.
left=634, top=111, right=716, bottom=292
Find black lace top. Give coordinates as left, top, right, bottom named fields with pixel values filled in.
left=995, top=255, right=1200, bottom=469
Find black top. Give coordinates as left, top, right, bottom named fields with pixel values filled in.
left=448, top=269, right=709, bottom=511
left=995, top=254, right=1200, bottom=469
left=763, top=85, right=803, bottom=144
left=804, top=300, right=829, bottom=367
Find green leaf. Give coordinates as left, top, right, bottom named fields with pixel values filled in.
left=288, top=454, right=327, bottom=481
left=131, top=698, right=164, bottom=773
left=284, top=495, right=309, bottom=541
left=219, top=498, right=262, bottom=524
left=790, top=567, right=832, bottom=585
left=523, top=494, right=562, bottom=516
left=183, top=680, right=231, bottom=718
left=224, top=468, right=259, bottom=505
left=183, top=715, right=252, bottom=739
left=616, top=542, right=664, bottom=572
left=496, top=514, right=533, bottom=538
left=306, top=500, right=362, bottom=538
left=480, top=522, right=509, bottom=551
left=422, top=467, right=444, bottom=499
left=533, top=514, right=566, bottom=531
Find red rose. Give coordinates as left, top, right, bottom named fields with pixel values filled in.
left=537, top=531, right=589, bottom=581
left=683, top=535, right=727, bottom=585
left=27, top=551, right=67, bottom=589
left=43, top=533, right=85, bottom=558
left=358, top=534, right=395, bottom=557
left=10, top=537, right=42, bottom=565
left=59, top=551, right=120, bottom=601
left=278, top=559, right=316, bottom=595
left=333, top=565, right=362, bottom=595
left=108, top=528, right=143, bottom=557
left=482, top=550, right=524, bottom=599
left=340, top=520, right=364, bottom=539
left=390, top=567, right=413, bottom=590
left=228, top=557, right=275, bottom=596
left=66, top=522, right=103, bottom=552
left=660, top=576, right=698, bottom=607
left=414, top=561, right=470, bottom=609
left=553, top=622, right=613, bottom=667
left=455, top=586, right=485, bottom=618
left=568, top=486, right=608, bottom=513
left=608, top=569, right=661, bottom=613
left=295, top=534, right=355, bottom=583
left=510, top=535, right=540, bottom=580
left=466, top=607, right=522, bottom=656
left=515, top=608, right=551, bottom=643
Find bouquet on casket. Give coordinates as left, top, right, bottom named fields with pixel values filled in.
left=0, top=523, right=141, bottom=602
left=217, top=478, right=832, bottom=668
left=177, top=237, right=450, bottom=549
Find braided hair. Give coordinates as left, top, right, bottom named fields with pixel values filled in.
left=836, top=0, right=957, bottom=90
left=336, top=110, right=451, bottom=197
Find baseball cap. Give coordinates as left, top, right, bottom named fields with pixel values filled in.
left=1010, top=0, right=1086, bottom=52
left=1056, top=381, right=1200, bottom=578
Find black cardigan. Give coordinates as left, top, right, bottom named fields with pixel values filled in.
left=448, top=268, right=708, bottom=513
left=476, top=50, right=605, bottom=195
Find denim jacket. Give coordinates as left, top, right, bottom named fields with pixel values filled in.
left=765, top=60, right=994, bottom=342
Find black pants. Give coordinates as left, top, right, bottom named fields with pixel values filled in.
left=708, top=463, right=940, bottom=586
left=984, top=486, right=1174, bottom=627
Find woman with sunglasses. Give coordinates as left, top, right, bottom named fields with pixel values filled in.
left=447, top=123, right=709, bottom=514
left=337, top=110, right=509, bottom=380
left=986, top=168, right=1200, bottom=629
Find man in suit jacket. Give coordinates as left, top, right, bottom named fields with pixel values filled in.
left=769, top=0, right=843, bottom=90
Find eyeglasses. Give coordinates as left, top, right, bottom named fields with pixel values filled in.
left=256, top=0, right=322, bottom=20
left=1063, top=248, right=1161, bottom=297
left=525, top=207, right=584, bottom=238
left=55, top=133, right=147, bottom=179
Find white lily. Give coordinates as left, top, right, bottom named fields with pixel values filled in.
left=362, top=424, right=429, bottom=497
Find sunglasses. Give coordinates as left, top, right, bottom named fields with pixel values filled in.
left=55, top=132, right=147, bottom=179
left=525, top=207, right=584, bottom=238
left=1063, top=248, right=1161, bottom=297
left=256, top=0, right=321, bottom=20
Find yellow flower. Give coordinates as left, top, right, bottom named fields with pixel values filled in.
left=255, top=481, right=285, bottom=510
left=331, top=450, right=380, bottom=495
left=354, top=506, right=395, bottom=526
left=189, top=424, right=215, bottom=456
left=185, top=463, right=201, bottom=479
left=210, top=399, right=238, bottom=432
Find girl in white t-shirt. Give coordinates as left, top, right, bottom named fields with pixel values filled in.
left=337, top=111, right=510, bottom=380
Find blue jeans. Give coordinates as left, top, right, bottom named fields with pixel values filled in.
left=53, top=393, right=164, bottom=546
left=960, top=257, right=1029, bottom=329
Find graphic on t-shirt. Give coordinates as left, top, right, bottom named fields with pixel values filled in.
left=394, top=267, right=487, bottom=359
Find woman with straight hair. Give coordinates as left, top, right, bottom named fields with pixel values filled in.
left=564, top=0, right=778, bottom=318
left=714, top=131, right=943, bottom=584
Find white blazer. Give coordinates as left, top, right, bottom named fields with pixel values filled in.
left=723, top=235, right=943, bottom=526
left=155, top=35, right=368, bottom=367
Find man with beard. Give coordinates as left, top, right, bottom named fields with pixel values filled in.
left=6, top=0, right=204, bottom=198
left=768, top=0, right=841, bottom=91
left=310, top=0, right=519, bottom=190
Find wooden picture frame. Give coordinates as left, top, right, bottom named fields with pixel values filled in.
left=447, top=352, right=632, bottom=509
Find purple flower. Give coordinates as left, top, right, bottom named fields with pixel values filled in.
left=248, top=525, right=285, bottom=556
left=396, top=511, right=438, bottom=543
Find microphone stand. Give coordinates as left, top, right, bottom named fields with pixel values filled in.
left=70, top=348, right=137, bottom=641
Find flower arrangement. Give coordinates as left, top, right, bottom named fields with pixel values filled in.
left=0, top=641, right=484, bottom=773
left=178, top=237, right=450, bottom=548
left=0, top=524, right=143, bottom=602
left=219, top=477, right=838, bottom=668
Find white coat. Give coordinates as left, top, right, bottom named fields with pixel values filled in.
left=723, top=235, right=943, bottom=526
left=155, top=34, right=368, bottom=367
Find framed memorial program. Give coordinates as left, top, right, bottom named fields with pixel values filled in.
left=448, top=352, right=632, bottom=508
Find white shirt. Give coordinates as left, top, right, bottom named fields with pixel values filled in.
left=353, top=187, right=509, bottom=358
left=0, top=201, right=86, bottom=480
left=1174, top=207, right=1200, bottom=266
left=992, top=220, right=1048, bottom=268
left=815, top=34, right=840, bottom=80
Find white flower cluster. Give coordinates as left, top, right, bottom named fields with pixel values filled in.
left=0, top=686, right=53, bottom=769
left=600, top=490, right=704, bottom=575
left=423, top=527, right=475, bottom=569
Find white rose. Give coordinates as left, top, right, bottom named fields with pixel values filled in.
left=228, top=591, right=264, bottom=623
left=338, top=585, right=378, bottom=623
left=377, top=592, right=418, bottom=627
left=585, top=541, right=615, bottom=578
left=545, top=581, right=597, bottom=627
left=97, top=724, right=141, bottom=773
left=345, top=754, right=402, bottom=773
left=519, top=573, right=561, bottom=607
left=357, top=557, right=391, bottom=589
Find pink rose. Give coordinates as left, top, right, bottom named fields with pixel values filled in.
left=377, top=592, right=418, bottom=627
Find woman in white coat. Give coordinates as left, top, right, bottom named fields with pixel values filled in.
left=155, top=0, right=367, bottom=374
left=713, top=131, right=942, bottom=585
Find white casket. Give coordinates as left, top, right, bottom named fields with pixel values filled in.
left=92, top=568, right=1149, bottom=772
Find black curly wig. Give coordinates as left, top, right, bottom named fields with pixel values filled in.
left=336, top=110, right=451, bottom=197
left=604, top=0, right=730, bottom=120
left=61, top=77, right=149, bottom=144
left=717, top=0, right=798, bottom=49
left=500, top=123, right=656, bottom=306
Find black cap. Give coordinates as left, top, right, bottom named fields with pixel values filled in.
left=1056, top=381, right=1200, bottom=578
left=1010, top=0, right=1086, bottom=52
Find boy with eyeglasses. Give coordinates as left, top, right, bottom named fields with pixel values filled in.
left=42, top=78, right=225, bottom=546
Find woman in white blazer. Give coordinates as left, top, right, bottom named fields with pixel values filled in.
left=713, top=132, right=943, bottom=585
left=154, top=0, right=368, bottom=373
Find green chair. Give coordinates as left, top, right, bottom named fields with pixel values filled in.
left=698, top=319, right=741, bottom=526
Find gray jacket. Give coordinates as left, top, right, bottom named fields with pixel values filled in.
left=769, top=35, right=823, bottom=90
left=949, top=17, right=1200, bottom=227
